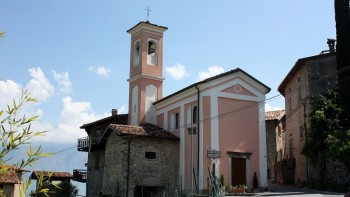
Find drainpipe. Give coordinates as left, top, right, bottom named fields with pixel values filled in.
left=195, top=85, right=200, bottom=194
left=126, top=138, right=132, bottom=197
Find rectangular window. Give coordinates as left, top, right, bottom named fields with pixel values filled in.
left=175, top=112, right=179, bottom=129
left=170, top=111, right=180, bottom=131
left=145, top=151, right=157, bottom=160
left=192, top=106, right=198, bottom=124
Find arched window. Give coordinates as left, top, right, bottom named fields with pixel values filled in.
left=147, top=40, right=157, bottom=65
left=133, top=40, right=140, bottom=67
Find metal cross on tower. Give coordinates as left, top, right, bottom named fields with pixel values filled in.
left=145, top=4, right=151, bottom=21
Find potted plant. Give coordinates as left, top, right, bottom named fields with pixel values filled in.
left=220, top=174, right=226, bottom=192
left=253, top=172, right=259, bottom=192
left=229, top=184, right=247, bottom=194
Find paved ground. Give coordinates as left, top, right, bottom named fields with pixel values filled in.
left=254, top=183, right=344, bottom=197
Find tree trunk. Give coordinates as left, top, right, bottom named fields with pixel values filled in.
left=334, top=0, right=350, bottom=126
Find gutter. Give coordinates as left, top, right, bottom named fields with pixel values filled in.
left=195, top=85, right=200, bottom=194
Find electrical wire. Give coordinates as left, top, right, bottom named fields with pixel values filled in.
left=48, top=64, right=350, bottom=154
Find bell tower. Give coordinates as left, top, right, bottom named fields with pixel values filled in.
left=127, top=21, right=168, bottom=126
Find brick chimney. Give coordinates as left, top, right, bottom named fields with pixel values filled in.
left=327, top=38, right=336, bottom=53
left=111, top=109, right=118, bottom=116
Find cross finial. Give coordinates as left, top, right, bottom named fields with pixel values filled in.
left=145, top=5, right=151, bottom=21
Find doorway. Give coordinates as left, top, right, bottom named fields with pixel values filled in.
left=231, top=158, right=246, bottom=186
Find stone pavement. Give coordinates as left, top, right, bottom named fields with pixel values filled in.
left=254, top=182, right=344, bottom=197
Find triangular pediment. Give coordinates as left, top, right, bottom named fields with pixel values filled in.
left=220, top=84, right=257, bottom=97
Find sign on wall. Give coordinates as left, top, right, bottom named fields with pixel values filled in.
left=207, top=150, right=221, bottom=159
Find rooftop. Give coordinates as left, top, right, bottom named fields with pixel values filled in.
left=107, top=123, right=179, bottom=140
left=265, top=110, right=285, bottom=121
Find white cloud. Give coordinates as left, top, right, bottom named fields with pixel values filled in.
left=165, top=63, right=187, bottom=80
left=52, top=70, right=72, bottom=94
left=197, top=66, right=225, bottom=81
left=265, top=103, right=284, bottom=112
left=26, top=67, right=54, bottom=102
left=89, top=66, right=111, bottom=77
left=0, top=79, right=22, bottom=109
left=117, top=105, right=127, bottom=114
left=31, top=96, right=109, bottom=144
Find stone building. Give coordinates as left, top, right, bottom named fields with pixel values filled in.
left=265, top=110, right=285, bottom=181
left=277, top=40, right=340, bottom=185
left=0, top=165, right=27, bottom=197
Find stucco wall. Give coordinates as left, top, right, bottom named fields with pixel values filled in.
left=218, top=97, right=260, bottom=189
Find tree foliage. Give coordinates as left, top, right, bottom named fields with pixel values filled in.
left=0, top=89, right=53, bottom=197
left=302, top=88, right=350, bottom=170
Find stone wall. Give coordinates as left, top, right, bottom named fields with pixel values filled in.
left=265, top=120, right=277, bottom=180
left=102, top=135, right=179, bottom=197
left=283, top=54, right=349, bottom=185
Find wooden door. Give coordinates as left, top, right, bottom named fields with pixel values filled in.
left=231, top=158, right=246, bottom=186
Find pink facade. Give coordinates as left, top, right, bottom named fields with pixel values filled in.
left=154, top=74, right=270, bottom=192
left=126, top=21, right=270, bottom=193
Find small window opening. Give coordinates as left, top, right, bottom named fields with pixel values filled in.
left=147, top=40, right=157, bottom=65
left=145, top=151, right=156, bottom=159
left=175, top=112, right=179, bottom=129
left=133, top=41, right=140, bottom=67
left=148, top=41, right=156, bottom=55
left=192, top=106, right=198, bottom=124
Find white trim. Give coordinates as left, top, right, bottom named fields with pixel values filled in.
left=154, top=72, right=269, bottom=110
left=127, top=73, right=165, bottom=83
left=163, top=112, right=168, bottom=130
left=131, top=85, right=139, bottom=126
left=210, top=95, right=219, bottom=151
left=127, top=24, right=167, bottom=35
left=258, top=101, right=268, bottom=188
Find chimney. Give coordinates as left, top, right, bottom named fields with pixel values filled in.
left=327, top=38, right=336, bottom=53
left=111, top=109, right=118, bottom=116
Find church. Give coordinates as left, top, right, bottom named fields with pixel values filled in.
left=77, top=21, right=270, bottom=197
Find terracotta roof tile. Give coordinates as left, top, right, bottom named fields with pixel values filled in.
left=265, top=110, right=285, bottom=121
left=109, top=123, right=179, bottom=139
left=0, top=165, right=29, bottom=184
left=30, top=171, right=73, bottom=180
left=0, top=170, right=21, bottom=184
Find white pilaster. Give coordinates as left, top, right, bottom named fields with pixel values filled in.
left=258, top=101, right=268, bottom=188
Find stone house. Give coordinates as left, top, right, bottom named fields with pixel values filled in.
left=0, top=165, right=27, bottom=197
left=265, top=110, right=285, bottom=181
left=277, top=40, right=342, bottom=185
left=77, top=21, right=271, bottom=196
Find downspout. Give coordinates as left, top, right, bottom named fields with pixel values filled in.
left=126, top=137, right=132, bottom=197
left=195, top=85, right=200, bottom=194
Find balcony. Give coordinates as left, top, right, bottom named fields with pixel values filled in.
left=77, top=137, right=89, bottom=151
left=73, top=169, right=87, bottom=183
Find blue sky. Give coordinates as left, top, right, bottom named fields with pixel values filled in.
left=0, top=0, right=335, bottom=194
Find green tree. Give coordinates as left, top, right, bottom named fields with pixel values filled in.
left=0, top=89, right=53, bottom=197
left=302, top=88, right=350, bottom=183
left=55, top=181, right=79, bottom=197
